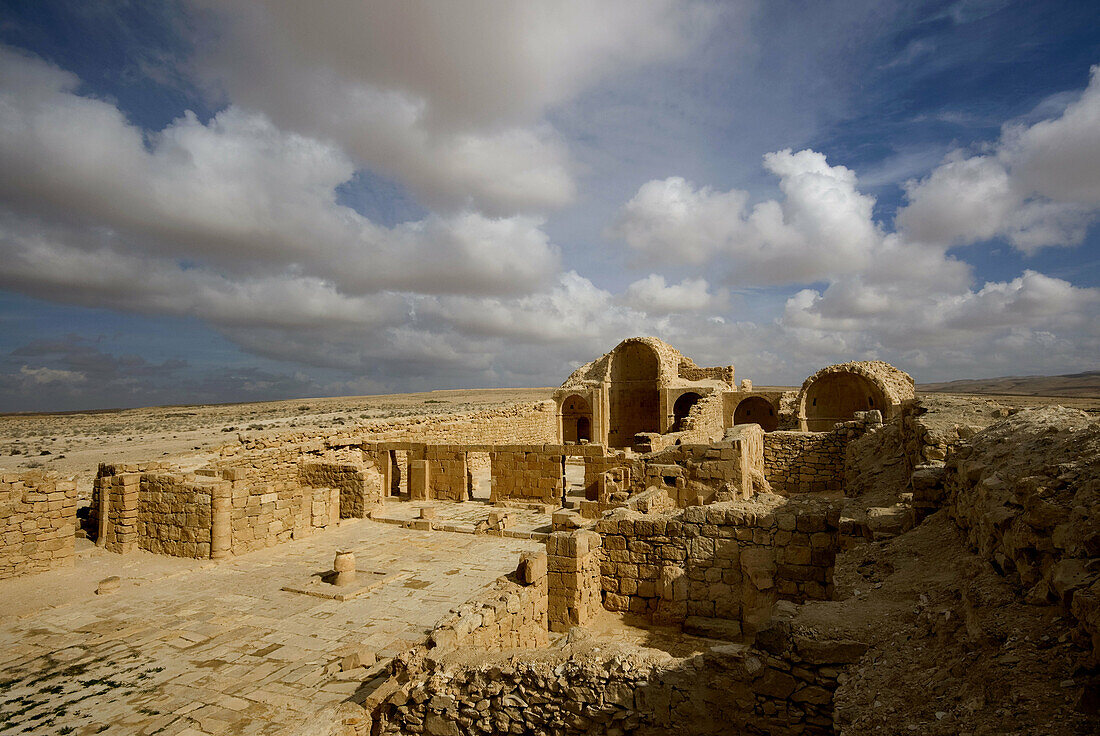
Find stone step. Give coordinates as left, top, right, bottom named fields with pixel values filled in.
left=683, top=616, right=743, bottom=642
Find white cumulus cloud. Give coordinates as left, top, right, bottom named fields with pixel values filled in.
left=897, top=65, right=1100, bottom=253
left=187, top=0, right=713, bottom=213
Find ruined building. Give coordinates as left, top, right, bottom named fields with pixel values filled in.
left=2, top=338, right=1095, bottom=736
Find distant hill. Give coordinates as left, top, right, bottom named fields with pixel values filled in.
left=919, top=371, right=1100, bottom=398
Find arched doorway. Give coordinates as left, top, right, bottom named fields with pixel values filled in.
left=608, top=341, right=660, bottom=447
left=672, top=392, right=703, bottom=431
left=803, top=372, right=886, bottom=432
left=561, top=394, right=593, bottom=443
left=733, top=396, right=778, bottom=431
left=576, top=416, right=591, bottom=441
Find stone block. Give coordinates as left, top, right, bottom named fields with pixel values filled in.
left=518, top=551, right=547, bottom=584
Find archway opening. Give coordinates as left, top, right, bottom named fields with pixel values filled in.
left=561, top=394, right=593, bottom=443
left=608, top=342, right=660, bottom=447
left=576, top=416, right=591, bottom=441
left=803, top=372, right=886, bottom=431
left=672, top=392, right=703, bottom=431
left=733, top=396, right=778, bottom=431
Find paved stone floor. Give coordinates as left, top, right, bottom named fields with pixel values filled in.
left=0, top=520, right=539, bottom=736
left=371, top=498, right=554, bottom=537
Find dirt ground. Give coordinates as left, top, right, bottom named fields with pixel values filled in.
left=797, top=510, right=1095, bottom=735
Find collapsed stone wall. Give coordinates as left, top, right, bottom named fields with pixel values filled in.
left=423, top=565, right=550, bottom=653
left=842, top=420, right=908, bottom=499
left=583, top=428, right=766, bottom=516
left=943, top=406, right=1100, bottom=665
left=375, top=628, right=861, bottom=736
left=596, top=496, right=839, bottom=636
left=675, top=391, right=726, bottom=444
left=0, top=471, right=78, bottom=579
left=677, top=361, right=735, bottom=384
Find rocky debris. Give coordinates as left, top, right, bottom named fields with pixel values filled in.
left=341, top=647, right=376, bottom=672
left=378, top=631, right=855, bottom=736
left=95, top=575, right=120, bottom=595
left=944, top=406, right=1100, bottom=665
left=799, top=510, right=1098, bottom=735
left=864, top=504, right=916, bottom=539
left=843, top=421, right=909, bottom=500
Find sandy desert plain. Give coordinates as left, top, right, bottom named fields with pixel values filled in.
left=2, top=380, right=1098, bottom=504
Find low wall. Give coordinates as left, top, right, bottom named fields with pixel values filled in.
left=92, top=462, right=342, bottom=558
left=300, top=461, right=381, bottom=519
left=596, top=496, right=839, bottom=635
left=763, top=417, right=876, bottom=495
left=357, top=400, right=558, bottom=444
left=424, top=566, right=549, bottom=653
left=1, top=471, right=78, bottom=579
left=139, top=472, right=219, bottom=558
left=489, top=443, right=607, bottom=505
left=229, top=477, right=339, bottom=556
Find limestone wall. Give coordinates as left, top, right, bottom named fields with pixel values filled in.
left=138, top=472, right=219, bottom=558
left=423, top=447, right=469, bottom=502
left=645, top=430, right=765, bottom=506
left=677, top=362, right=735, bottom=384
left=423, top=570, right=550, bottom=653
left=92, top=463, right=340, bottom=558
left=763, top=417, right=878, bottom=495
left=299, top=461, right=381, bottom=519
left=0, top=471, right=78, bottom=579
left=488, top=443, right=607, bottom=505
left=345, top=400, right=558, bottom=445
left=229, top=477, right=338, bottom=556
left=596, top=497, right=839, bottom=635
left=547, top=529, right=603, bottom=632
left=675, top=391, right=727, bottom=444
left=764, top=432, right=846, bottom=495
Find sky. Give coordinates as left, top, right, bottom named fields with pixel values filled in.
left=0, top=0, right=1098, bottom=412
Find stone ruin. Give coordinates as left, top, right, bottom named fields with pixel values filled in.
left=2, top=337, right=1097, bottom=736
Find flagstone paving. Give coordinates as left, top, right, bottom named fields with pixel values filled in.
left=0, top=519, right=539, bottom=736
left=370, top=498, right=554, bottom=536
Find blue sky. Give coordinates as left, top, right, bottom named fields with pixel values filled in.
left=0, top=0, right=1098, bottom=412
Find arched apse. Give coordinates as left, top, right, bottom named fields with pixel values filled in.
left=608, top=341, right=660, bottom=447
left=733, top=396, right=778, bottom=432
left=672, top=392, right=703, bottom=432
left=802, top=372, right=886, bottom=432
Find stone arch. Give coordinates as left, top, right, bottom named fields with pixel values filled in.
left=733, top=396, right=778, bottom=431
left=560, top=393, right=593, bottom=443
left=608, top=341, right=660, bottom=447
left=672, top=392, right=703, bottom=431
left=801, top=371, right=887, bottom=432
